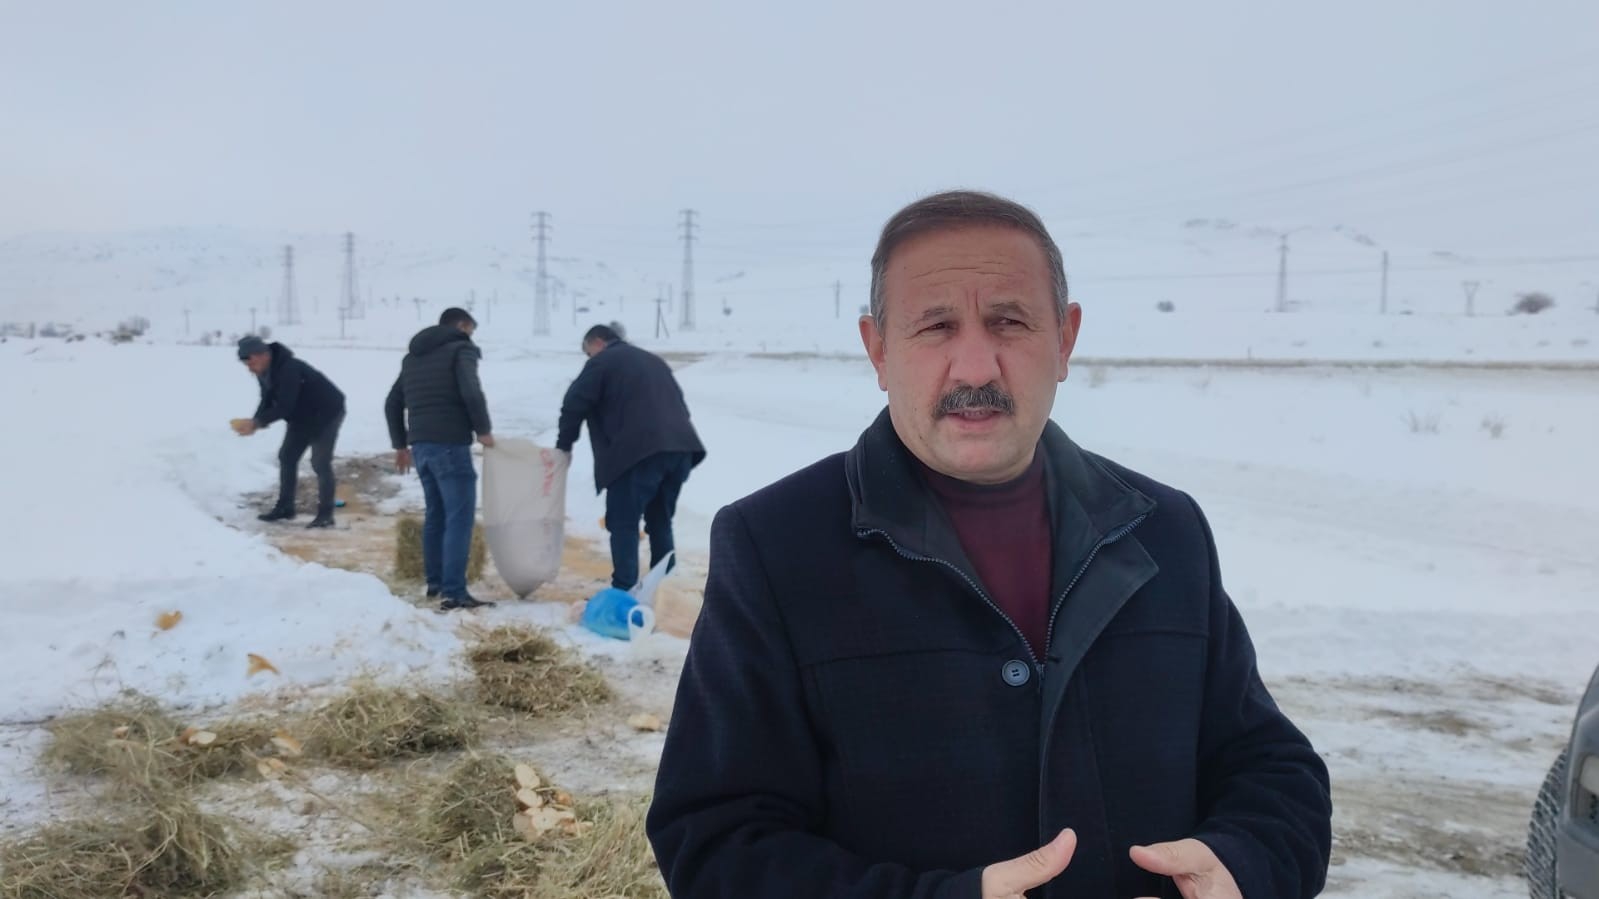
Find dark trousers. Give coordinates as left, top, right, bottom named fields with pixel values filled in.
left=412, top=442, right=477, bottom=598
left=604, top=451, right=694, bottom=590
left=276, top=413, right=343, bottom=517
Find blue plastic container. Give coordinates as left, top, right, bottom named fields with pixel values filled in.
left=579, top=588, right=655, bottom=641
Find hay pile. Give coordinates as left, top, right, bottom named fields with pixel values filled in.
left=0, top=795, right=247, bottom=898
left=468, top=626, right=613, bottom=715
left=42, top=697, right=274, bottom=787
left=415, top=754, right=524, bottom=859
left=523, top=797, right=667, bottom=899
left=302, top=682, right=479, bottom=768
left=414, top=756, right=666, bottom=899
left=394, top=517, right=487, bottom=585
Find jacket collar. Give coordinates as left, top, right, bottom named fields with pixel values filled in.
left=845, top=408, right=1155, bottom=594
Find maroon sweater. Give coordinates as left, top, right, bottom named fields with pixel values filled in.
left=919, top=452, right=1052, bottom=659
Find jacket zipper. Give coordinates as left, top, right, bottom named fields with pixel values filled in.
left=1041, top=515, right=1147, bottom=660
left=857, top=528, right=1043, bottom=670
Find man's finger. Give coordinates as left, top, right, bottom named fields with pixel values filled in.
left=1129, top=839, right=1214, bottom=877
left=983, top=829, right=1076, bottom=898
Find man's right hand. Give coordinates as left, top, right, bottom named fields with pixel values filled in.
left=981, top=829, right=1077, bottom=899
left=479, top=433, right=495, bottom=448
left=395, top=448, right=412, bottom=474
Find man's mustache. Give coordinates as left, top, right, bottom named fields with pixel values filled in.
left=935, top=383, right=1016, bottom=417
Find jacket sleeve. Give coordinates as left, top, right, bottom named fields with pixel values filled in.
left=384, top=375, right=407, bottom=449
left=554, top=358, right=603, bottom=453
left=645, top=505, right=985, bottom=899
left=258, top=360, right=305, bottom=428
left=251, top=389, right=273, bottom=427
left=1186, top=495, right=1332, bottom=899
left=453, top=345, right=492, bottom=437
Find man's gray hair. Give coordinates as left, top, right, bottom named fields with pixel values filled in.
left=868, top=190, right=1069, bottom=327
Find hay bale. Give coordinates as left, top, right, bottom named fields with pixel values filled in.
left=303, top=682, right=478, bottom=768
left=468, top=626, right=613, bottom=715
left=393, top=517, right=487, bottom=585
left=0, top=795, right=246, bottom=898
left=42, top=697, right=275, bottom=788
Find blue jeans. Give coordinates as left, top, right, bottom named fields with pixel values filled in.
left=605, top=451, right=694, bottom=590
left=412, top=442, right=477, bottom=598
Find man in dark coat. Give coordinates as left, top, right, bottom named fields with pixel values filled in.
left=556, top=324, right=706, bottom=591
left=646, top=191, right=1332, bottom=899
left=235, top=336, right=346, bottom=528
left=384, top=307, right=495, bottom=611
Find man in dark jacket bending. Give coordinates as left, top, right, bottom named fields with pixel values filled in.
left=235, top=336, right=346, bottom=528
left=556, top=324, right=706, bottom=591
left=646, top=192, right=1332, bottom=899
left=384, top=307, right=495, bottom=611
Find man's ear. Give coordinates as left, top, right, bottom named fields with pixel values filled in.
left=860, top=315, right=889, bottom=391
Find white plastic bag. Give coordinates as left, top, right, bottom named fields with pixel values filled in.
left=481, top=438, right=568, bottom=597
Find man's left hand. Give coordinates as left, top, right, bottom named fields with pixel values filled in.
left=1130, top=839, right=1241, bottom=899
left=231, top=418, right=257, bottom=436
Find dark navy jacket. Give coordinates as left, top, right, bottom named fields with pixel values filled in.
left=251, top=343, right=344, bottom=433
left=647, top=410, right=1331, bottom=898
left=556, top=340, right=705, bottom=492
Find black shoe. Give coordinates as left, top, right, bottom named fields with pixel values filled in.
left=306, top=516, right=335, bottom=529
left=258, top=508, right=296, bottom=522
left=426, top=587, right=441, bottom=599
left=440, top=593, right=495, bottom=611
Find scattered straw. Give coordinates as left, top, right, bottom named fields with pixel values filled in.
left=415, top=754, right=525, bottom=860
left=408, top=755, right=666, bottom=899
left=526, top=796, right=667, bottom=899
left=42, top=697, right=275, bottom=788
left=468, top=626, right=613, bottom=715
left=302, top=682, right=478, bottom=768
left=394, top=517, right=487, bottom=585
left=0, top=795, right=247, bottom=898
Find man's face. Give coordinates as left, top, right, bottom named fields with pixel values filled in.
left=860, top=225, right=1081, bottom=485
left=583, top=339, right=603, bottom=358
left=243, top=352, right=270, bottom=375
left=458, top=321, right=477, bottom=338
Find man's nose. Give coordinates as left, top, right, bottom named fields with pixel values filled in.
left=945, top=328, right=1002, bottom=390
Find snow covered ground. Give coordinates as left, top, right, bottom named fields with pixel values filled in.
left=2, top=310, right=1597, bottom=895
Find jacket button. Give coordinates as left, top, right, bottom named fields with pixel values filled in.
left=1001, top=660, right=1031, bottom=687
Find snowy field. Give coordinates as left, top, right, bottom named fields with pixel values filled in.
left=2, top=312, right=1597, bottom=896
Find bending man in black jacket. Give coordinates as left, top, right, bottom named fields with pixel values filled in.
left=556, top=324, right=706, bottom=591
left=647, top=192, right=1332, bottom=899
left=235, top=336, right=346, bottom=528
left=384, top=308, right=495, bottom=611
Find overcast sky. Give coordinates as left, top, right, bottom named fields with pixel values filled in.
left=3, top=0, right=1597, bottom=266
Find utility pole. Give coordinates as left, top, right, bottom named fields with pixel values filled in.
left=341, top=232, right=361, bottom=322
left=1380, top=251, right=1389, bottom=315
left=183, top=308, right=191, bottom=337
left=279, top=246, right=299, bottom=325
left=1274, top=235, right=1289, bottom=313
left=532, top=211, right=551, bottom=335
left=834, top=280, right=842, bottom=319
left=679, top=209, right=697, bottom=331
left=655, top=287, right=671, bottom=339
left=250, top=307, right=258, bottom=334
left=1462, top=280, right=1481, bottom=317
left=413, top=297, right=424, bottom=320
